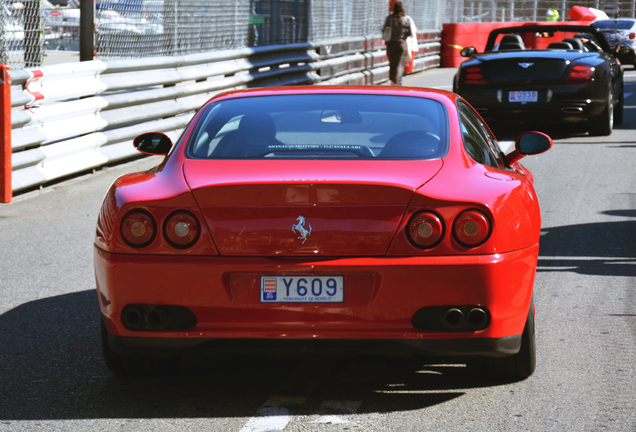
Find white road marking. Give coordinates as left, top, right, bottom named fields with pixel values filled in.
left=239, top=409, right=291, bottom=432
left=238, top=396, right=306, bottom=432
left=239, top=360, right=335, bottom=432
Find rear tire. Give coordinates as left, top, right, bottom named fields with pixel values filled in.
left=101, top=320, right=181, bottom=376
left=588, top=89, right=614, bottom=136
left=467, top=298, right=536, bottom=381
left=614, top=86, right=624, bottom=126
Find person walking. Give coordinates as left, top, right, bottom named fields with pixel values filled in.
left=382, top=1, right=412, bottom=86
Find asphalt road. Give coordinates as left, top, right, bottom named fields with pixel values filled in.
left=0, top=68, right=635, bottom=431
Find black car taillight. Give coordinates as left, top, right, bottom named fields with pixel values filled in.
left=453, top=210, right=491, bottom=248
left=407, top=212, right=444, bottom=249
left=565, top=64, right=594, bottom=84
left=164, top=211, right=201, bottom=248
left=464, top=66, right=486, bottom=85
left=121, top=210, right=157, bottom=248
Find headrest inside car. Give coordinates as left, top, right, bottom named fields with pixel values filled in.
left=562, top=38, right=584, bottom=50
left=547, top=42, right=573, bottom=49
left=500, top=34, right=525, bottom=49
left=499, top=42, right=524, bottom=50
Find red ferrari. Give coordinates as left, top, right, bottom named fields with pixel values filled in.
left=94, top=86, right=551, bottom=379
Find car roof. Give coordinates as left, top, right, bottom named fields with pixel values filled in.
left=207, top=85, right=460, bottom=107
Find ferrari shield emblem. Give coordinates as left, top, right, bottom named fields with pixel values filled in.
left=292, top=216, right=312, bottom=243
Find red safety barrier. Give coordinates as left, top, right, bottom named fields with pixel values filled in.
left=442, top=21, right=589, bottom=68
left=442, top=22, right=515, bottom=67
left=568, top=6, right=598, bottom=22
left=1, top=65, right=11, bottom=203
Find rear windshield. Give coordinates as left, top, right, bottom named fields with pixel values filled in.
left=593, top=20, right=634, bottom=30
left=186, top=94, right=448, bottom=160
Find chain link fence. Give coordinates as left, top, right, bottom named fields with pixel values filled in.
left=95, top=0, right=252, bottom=58
left=1, top=0, right=45, bottom=68
left=95, top=0, right=312, bottom=58
left=2, top=0, right=636, bottom=66
left=444, top=0, right=636, bottom=23
left=94, top=0, right=448, bottom=59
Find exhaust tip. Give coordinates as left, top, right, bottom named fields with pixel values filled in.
left=561, top=107, right=583, bottom=114
left=466, top=307, right=489, bottom=330
left=144, top=307, right=169, bottom=329
left=443, top=308, right=465, bottom=329
left=122, top=306, right=144, bottom=328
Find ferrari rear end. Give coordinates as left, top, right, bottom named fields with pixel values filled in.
left=94, top=87, right=546, bottom=379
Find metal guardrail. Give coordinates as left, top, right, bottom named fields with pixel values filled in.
left=1, top=31, right=441, bottom=202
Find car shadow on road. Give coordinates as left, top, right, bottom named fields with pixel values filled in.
left=537, top=210, right=636, bottom=277
left=0, top=290, right=509, bottom=421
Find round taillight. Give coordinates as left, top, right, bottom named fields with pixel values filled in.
left=407, top=212, right=444, bottom=248
left=121, top=210, right=156, bottom=248
left=164, top=211, right=200, bottom=248
left=629, top=33, right=635, bottom=40
left=453, top=210, right=491, bottom=247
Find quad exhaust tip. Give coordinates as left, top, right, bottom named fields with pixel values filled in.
left=121, top=304, right=197, bottom=331
left=442, top=306, right=489, bottom=331
left=411, top=305, right=490, bottom=332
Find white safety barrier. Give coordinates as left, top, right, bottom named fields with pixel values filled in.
left=3, top=32, right=441, bottom=198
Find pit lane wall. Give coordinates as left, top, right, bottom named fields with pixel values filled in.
left=0, top=32, right=440, bottom=203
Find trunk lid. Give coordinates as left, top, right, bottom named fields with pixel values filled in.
left=476, top=51, right=593, bottom=84
left=184, top=159, right=443, bottom=256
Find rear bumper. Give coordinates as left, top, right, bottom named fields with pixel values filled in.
left=95, top=244, right=538, bottom=356
left=459, top=84, right=608, bottom=124
left=104, top=331, right=523, bottom=358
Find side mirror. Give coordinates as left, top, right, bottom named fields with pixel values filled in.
left=507, top=131, right=552, bottom=164
left=460, top=46, right=477, bottom=57
left=133, top=132, right=173, bottom=155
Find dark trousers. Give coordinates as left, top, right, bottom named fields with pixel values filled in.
left=386, top=40, right=408, bottom=85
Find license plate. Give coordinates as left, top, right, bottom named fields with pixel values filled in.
left=509, top=91, right=538, bottom=102
left=261, top=276, right=344, bottom=303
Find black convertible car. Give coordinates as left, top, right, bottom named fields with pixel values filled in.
left=453, top=25, right=624, bottom=136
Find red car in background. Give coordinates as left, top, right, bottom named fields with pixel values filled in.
left=94, top=86, right=551, bottom=380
